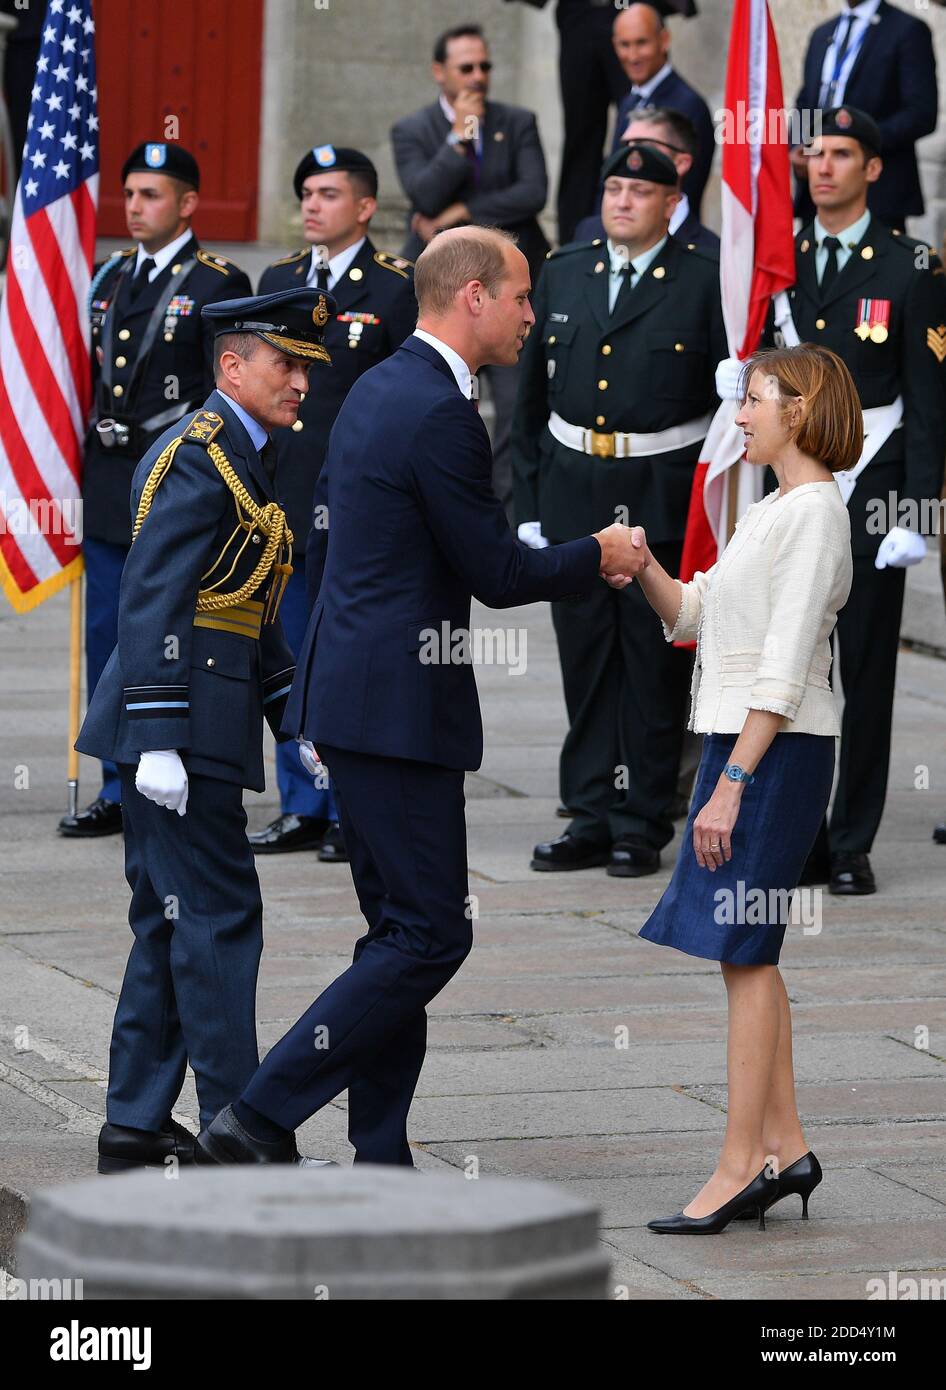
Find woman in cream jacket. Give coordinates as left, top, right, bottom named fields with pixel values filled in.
left=621, top=345, right=858, bottom=1234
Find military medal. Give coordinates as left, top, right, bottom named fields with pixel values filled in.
left=855, top=297, right=890, bottom=343
left=348, top=320, right=364, bottom=349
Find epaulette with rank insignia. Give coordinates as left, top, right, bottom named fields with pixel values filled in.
left=182, top=409, right=225, bottom=444
left=196, top=249, right=238, bottom=276
left=271, top=248, right=309, bottom=267
left=680, top=240, right=720, bottom=264
left=545, top=239, right=599, bottom=262
left=374, top=250, right=413, bottom=279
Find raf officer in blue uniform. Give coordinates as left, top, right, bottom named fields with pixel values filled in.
left=77, top=289, right=334, bottom=1173
left=59, top=142, right=251, bottom=840
left=249, top=146, right=417, bottom=861
left=193, top=226, right=646, bottom=1169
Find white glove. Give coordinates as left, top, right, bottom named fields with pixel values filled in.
left=715, top=357, right=745, bottom=401
left=297, top=737, right=322, bottom=777
left=517, top=520, right=550, bottom=550
left=874, top=526, right=927, bottom=570
left=136, top=750, right=188, bottom=816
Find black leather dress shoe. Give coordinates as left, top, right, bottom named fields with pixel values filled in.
left=196, top=1104, right=335, bottom=1168
left=97, top=1118, right=196, bottom=1174
left=607, top=837, right=661, bottom=877
left=318, top=822, right=349, bottom=862
left=58, top=797, right=122, bottom=838
left=555, top=803, right=574, bottom=819
left=829, top=851, right=875, bottom=895
left=934, top=821, right=946, bottom=845
left=531, top=832, right=610, bottom=872
left=248, top=813, right=330, bottom=854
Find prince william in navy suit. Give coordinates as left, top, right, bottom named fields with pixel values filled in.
left=196, top=227, right=647, bottom=1166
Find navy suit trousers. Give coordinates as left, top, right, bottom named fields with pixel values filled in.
left=242, top=744, right=473, bottom=1164
left=106, top=767, right=263, bottom=1130
left=83, top=536, right=128, bottom=803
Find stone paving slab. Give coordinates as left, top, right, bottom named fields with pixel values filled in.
left=2, top=589, right=945, bottom=1297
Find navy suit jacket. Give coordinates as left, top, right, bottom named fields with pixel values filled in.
left=612, top=69, right=715, bottom=216
left=794, top=0, right=938, bottom=222
left=283, top=336, right=602, bottom=771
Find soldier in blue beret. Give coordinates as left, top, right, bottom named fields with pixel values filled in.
left=59, top=142, right=252, bottom=840
left=251, top=144, right=417, bottom=860
left=77, top=287, right=336, bottom=1172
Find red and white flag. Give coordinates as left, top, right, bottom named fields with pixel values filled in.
left=677, top=0, right=795, bottom=588
left=0, top=0, right=97, bottom=613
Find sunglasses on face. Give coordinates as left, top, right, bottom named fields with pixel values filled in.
left=456, top=61, right=492, bottom=74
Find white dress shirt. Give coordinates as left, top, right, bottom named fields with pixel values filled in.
left=669, top=193, right=690, bottom=237
left=306, top=236, right=366, bottom=292
left=627, top=61, right=673, bottom=105
left=817, top=0, right=882, bottom=107
left=134, top=227, right=194, bottom=282
left=412, top=328, right=475, bottom=400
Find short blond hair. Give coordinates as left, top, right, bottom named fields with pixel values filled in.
left=414, top=226, right=518, bottom=317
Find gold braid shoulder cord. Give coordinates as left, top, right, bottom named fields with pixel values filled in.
left=131, top=435, right=294, bottom=623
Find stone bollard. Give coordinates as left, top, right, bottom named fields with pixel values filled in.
left=17, top=1166, right=610, bottom=1299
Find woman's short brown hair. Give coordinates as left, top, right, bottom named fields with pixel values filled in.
left=739, top=344, right=863, bottom=473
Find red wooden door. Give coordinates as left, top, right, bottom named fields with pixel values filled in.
left=94, top=0, right=263, bottom=240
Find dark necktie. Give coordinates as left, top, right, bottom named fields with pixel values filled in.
left=819, top=236, right=841, bottom=298
left=612, top=262, right=633, bottom=315
left=129, top=256, right=156, bottom=301
left=259, top=440, right=278, bottom=487
left=315, top=264, right=329, bottom=291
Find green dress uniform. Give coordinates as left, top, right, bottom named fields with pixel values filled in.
left=512, top=231, right=727, bottom=853
left=765, top=216, right=946, bottom=860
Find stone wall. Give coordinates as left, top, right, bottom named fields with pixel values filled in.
left=257, top=0, right=946, bottom=253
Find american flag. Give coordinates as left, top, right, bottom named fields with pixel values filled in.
left=0, top=0, right=97, bottom=613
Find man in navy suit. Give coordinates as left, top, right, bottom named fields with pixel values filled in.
left=610, top=4, right=715, bottom=220
left=575, top=107, right=719, bottom=253
left=196, top=227, right=646, bottom=1167
left=792, top=0, right=938, bottom=231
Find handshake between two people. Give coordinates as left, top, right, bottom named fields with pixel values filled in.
left=593, top=522, right=651, bottom=589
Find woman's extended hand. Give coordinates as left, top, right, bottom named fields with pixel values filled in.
left=692, top=781, right=742, bottom=870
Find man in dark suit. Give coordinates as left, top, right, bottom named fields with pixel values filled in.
left=194, top=227, right=646, bottom=1167
left=59, top=142, right=251, bottom=840
left=575, top=107, right=719, bottom=252
left=250, top=146, right=417, bottom=861
left=611, top=3, right=715, bottom=219
left=512, top=144, right=727, bottom=877
left=390, top=22, right=549, bottom=518
left=76, top=289, right=334, bottom=1173
left=791, top=0, right=938, bottom=231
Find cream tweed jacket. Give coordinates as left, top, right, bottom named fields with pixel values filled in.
left=663, top=481, right=853, bottom=735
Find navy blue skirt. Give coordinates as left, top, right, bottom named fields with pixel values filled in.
left=639, top=732, right=835, bottom=965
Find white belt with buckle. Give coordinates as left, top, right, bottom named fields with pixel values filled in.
left=548, top=410, right=713, bottom=459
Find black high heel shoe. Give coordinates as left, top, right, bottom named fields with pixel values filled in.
left=733, top=1151, right=823, bottom=1221
left=647, top=1165, right=779, bottom=1234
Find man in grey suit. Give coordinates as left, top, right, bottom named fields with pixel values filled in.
left=391, top=22, right=550, bottom=518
